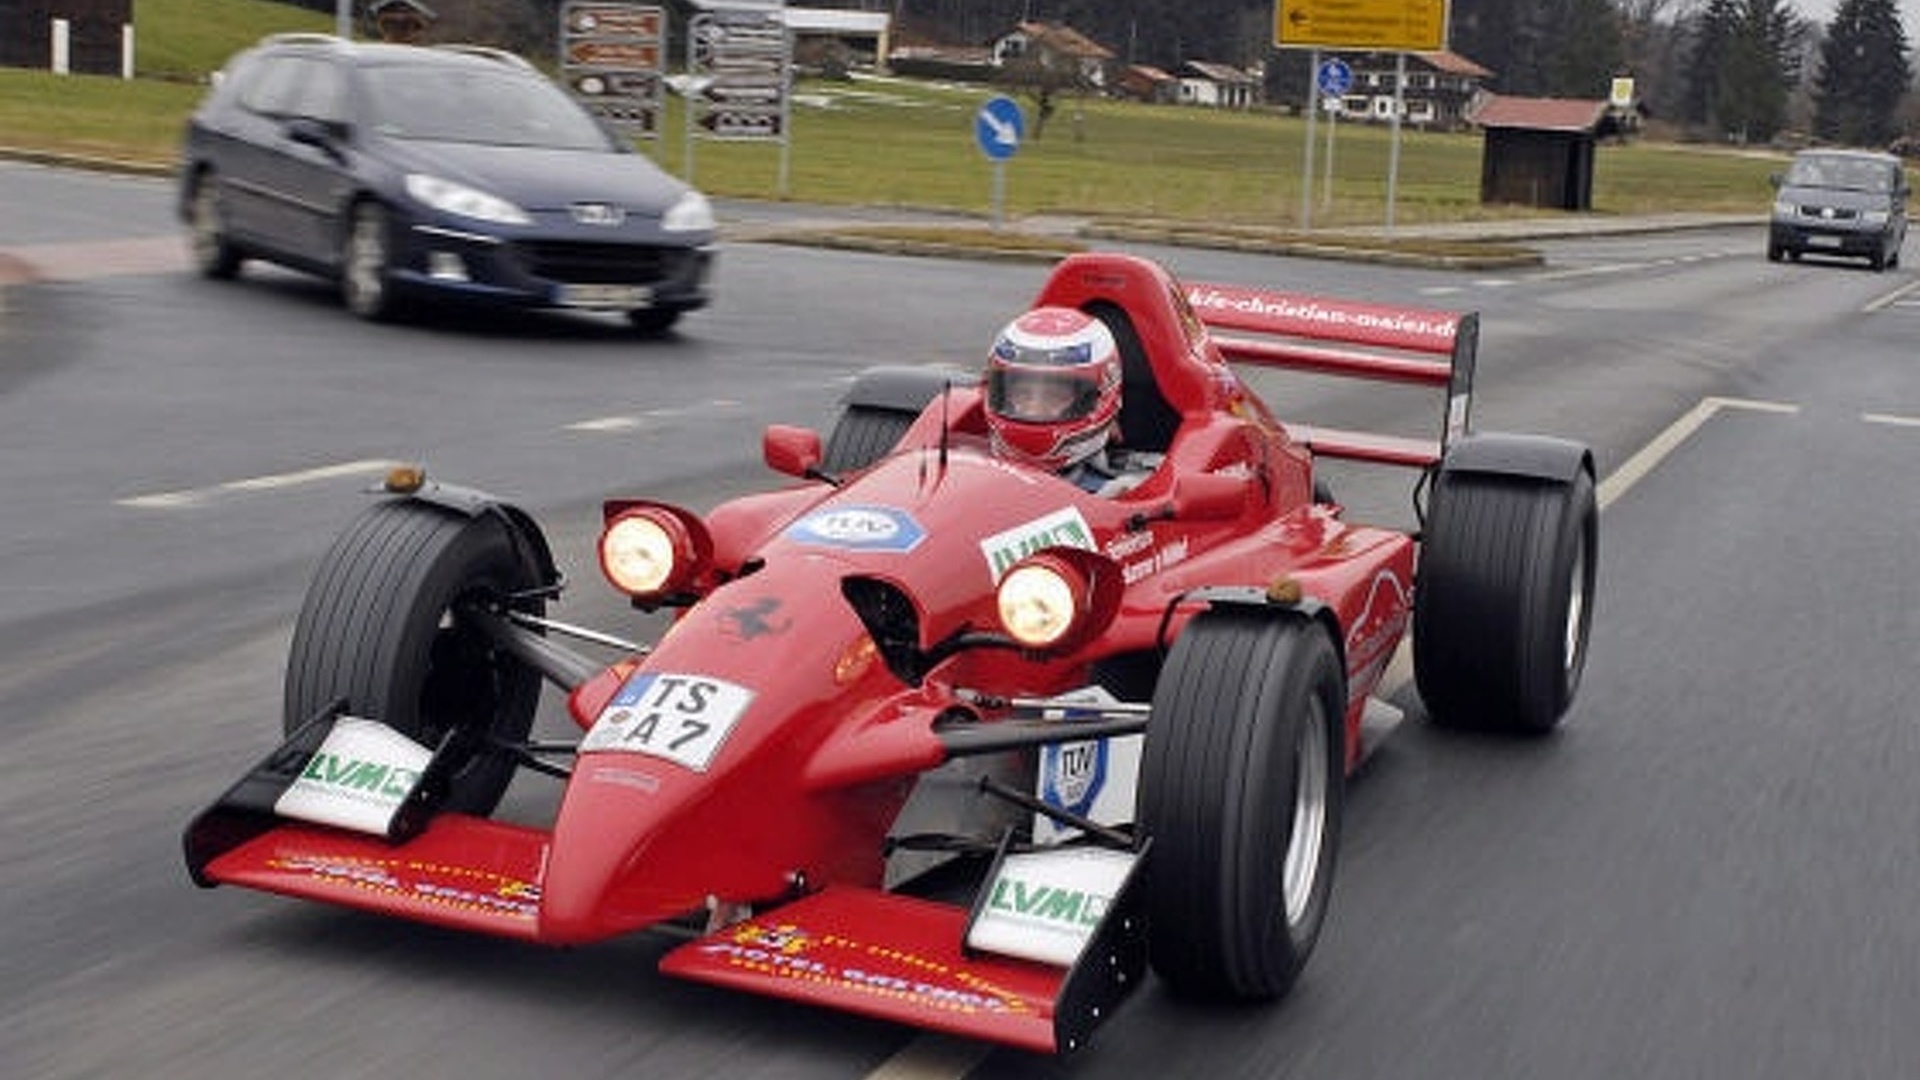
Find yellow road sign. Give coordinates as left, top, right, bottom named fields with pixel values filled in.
left=1274, top=0, right=1450, bottom=51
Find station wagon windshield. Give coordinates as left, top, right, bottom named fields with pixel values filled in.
left=360, top=66, right=615, bottom=151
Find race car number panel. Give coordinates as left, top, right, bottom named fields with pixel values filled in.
left=581, top=672, right=755, bottom=772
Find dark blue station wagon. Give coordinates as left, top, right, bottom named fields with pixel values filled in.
left=178, top=34, right=715, bottom=332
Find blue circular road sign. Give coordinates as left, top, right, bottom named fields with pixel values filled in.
left=1316, top=58, right=1353, bottom=99
left=975, top=95, right=1025, bottom=162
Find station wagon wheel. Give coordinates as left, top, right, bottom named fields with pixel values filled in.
left=187, top=172, right=241, bottom=280
left=342, top=201, right=397, bottom=320
left=1136, top=608, right=1345, bottom=1001
left=284, top=500, right=546, bottom=816
left=1414, top=465, right=1597, bottom=733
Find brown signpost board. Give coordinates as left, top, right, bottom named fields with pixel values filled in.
left=560, top=0, right=666, bottom=137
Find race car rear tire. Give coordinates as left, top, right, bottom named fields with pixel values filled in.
left=1136, top=608, right=1345, bottom=1001
left=285, top=500, right=546, bottom=816
left=822, top=404, right=919, bottom=474
left=1414, top=466, right=1596, bottom=733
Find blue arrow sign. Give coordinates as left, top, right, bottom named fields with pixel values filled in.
left=1316, top=58, right=1353, bottom=99
left=975, top=95, right=1024, bottom=162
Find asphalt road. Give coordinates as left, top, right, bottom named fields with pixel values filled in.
left=2, top=160, right=1918, bottom=1080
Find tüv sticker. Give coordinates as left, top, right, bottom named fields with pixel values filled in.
left=1040, top=739, right=1108, bottom=819
left=784, top=505, right=926, bottom=552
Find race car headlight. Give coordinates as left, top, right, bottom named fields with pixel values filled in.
left=599, top=509, right=693, bottom=598
left=997, top=559, right=1087, bottom=649
left=405, top=173, right=531, bottom=225
left=663, top=190, right=714, bottom=233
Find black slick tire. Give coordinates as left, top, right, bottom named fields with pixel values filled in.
left=822, top=404, right=919, bottom=474
left=1136, top=608, right=1345, bottom=1001
left=1414, top=466, right=1597, bottom=733
left=284, top=500, right=545, bottom=816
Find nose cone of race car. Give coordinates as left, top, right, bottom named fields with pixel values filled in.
left=537, top=754, right=715, bottom=943
left=533, top=572, right=895, bottom=945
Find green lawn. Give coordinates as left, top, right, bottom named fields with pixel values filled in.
left=0, top=0, right=1792, bottom=227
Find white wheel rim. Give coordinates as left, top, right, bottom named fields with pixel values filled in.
left=1563, top=533, right=1588, bottom=673
left=347, top=210, right=386, bottom=310
left=192, top=186, right=221, bottom=263
left=1283, top=697, right=1330, bottom=925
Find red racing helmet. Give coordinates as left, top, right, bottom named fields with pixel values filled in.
left=983, top=307, right=1121, bottom=472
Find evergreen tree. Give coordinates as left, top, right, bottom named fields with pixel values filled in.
left=1684, top=0, right=1803, bottom=141
left=1547, top=0, right=1628, bottom=98
left=1812, top=0, right=1914, bottom=147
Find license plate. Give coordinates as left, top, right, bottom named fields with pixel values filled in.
left=1807, top=235, right=1842, bottom=248
left=559, top=283, right=652, bottom=309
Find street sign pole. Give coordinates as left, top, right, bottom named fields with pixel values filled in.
left=1385, top=51, right=1405, bottom=233
left=1300, top=48, right=1319, bottom=229
left=975, top=96, right=1024, bottom=231
left=1323, top=96, right=1336, bottom=209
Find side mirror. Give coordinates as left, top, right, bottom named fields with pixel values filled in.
left=1767, top=171, right=1783, bottom=189
left=763, top=424, right=824, bottom=479
left=286, top=117, right=334, bottom=148
left=1171, top=472, right=1247, bottom=521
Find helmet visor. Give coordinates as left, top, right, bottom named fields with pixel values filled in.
left=988, top=367, right=1101, bottom=422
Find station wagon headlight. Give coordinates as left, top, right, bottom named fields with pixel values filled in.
left=663, top=190, right=714, bottom=233
left=1862, top=209, right=1890, bottom=226
left=1772, top=198, right=1796, bottom=218
left=405, top=174, right=531, bottom=225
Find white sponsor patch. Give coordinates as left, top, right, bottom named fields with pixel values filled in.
left=274, top=718, right=432, bottom=837
left=978, top=507, right=1096, bottom=582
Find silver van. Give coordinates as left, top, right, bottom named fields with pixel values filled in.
left=1767, top=149, right=1910, bottom=271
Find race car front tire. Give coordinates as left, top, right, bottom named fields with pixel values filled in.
left=1136, top=608, right=1345, bottom=1001
left=284, top=500, right=546, bottom=816
left=1414, top=465, right=1597, bottom=733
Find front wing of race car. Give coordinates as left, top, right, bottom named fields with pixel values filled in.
left=186, top=706, right=1150, bottom=1054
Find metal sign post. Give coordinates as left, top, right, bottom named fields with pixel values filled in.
left=1300, top=48, right=1319, bottom=229
left=1274, top=1, right=1449, bottom=234
left=1315, top=57, right=1352, bottom=214
left=975, top=95, right=1024, bottom=230
left=685, top=1, right=792, bottom=195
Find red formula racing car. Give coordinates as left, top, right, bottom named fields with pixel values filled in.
left=185, top=252, right=1596, bottom=1054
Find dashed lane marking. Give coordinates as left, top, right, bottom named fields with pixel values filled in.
left=117, top=459, right=399, bottom=509
left=566, top=399, right=745, bottom=433
left=1863, top=412, right=1920, bottom=429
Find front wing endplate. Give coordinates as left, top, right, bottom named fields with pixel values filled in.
left=660, top=884, right=1140, bottom=1054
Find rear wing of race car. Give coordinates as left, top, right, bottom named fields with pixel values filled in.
left=1187, top=283, right=1477, bottom=469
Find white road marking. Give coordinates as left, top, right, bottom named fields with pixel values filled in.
left=1864, top=278, right=1920, bottom=313
left=1864, top=412, right=1920, bottom=428
left=117, top=459, right=399, bottom=509
left=1595, top=396, right=1799, bottom=511
left=566, top=399, right=744, bottom=433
